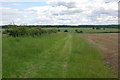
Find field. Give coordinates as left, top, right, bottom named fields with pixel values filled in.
left=2, top=33, right=117, bottom=78
left=80, top=33, right=118, bottom=72
left=48, top=28, right=118, bottom=33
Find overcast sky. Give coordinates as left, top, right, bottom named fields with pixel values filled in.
left=0, top=0, right=119, bottom=25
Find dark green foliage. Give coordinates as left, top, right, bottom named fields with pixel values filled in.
left=4, top=25, right=58, bottom=37
left=64, top=30, right=68, bottom=32
left=47, top=28, right=57, bottom=33
left=96, top=27, right=101, bottom=30
left=75, top=29, right=78, bottom=32
left=92, top=27, right=95, bottom=29
left=2, top=24, right=119, bottom=29
left=79, top=30, right=83, bottom=33
left=77, top=30, right=83, bottom=33
left=2, top=30, right=8, bottom=34
left=58, top=29, right=60, bottom=32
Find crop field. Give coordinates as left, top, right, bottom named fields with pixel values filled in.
left=2, top=33, right=117, bottom=78
left=80, top=33, right=119, bottom=72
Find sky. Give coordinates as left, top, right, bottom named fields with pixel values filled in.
left=0, top=0, right=119, bottom=25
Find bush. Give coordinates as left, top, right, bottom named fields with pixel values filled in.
left=64, top=30, right=68, bottom=32
left=96, top=27, right=100, bottom=30
left=6, top=25, right=28, bottom=37
left=92, top=27, right=95, bottom=29
left=79, top=30, right=83, bottom=33
left=47, top=28, right=57, bottom=33
left=5, top=25, right=58, bottom=37
left=3, top=29, right=8, bottom=34
left=75, top=30, right=78, bottom=32
left=77, top=30, right=83, bottom=33
left=58, top=29, right=60, bottom=32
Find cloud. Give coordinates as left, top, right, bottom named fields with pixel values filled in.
left=47, top=0, right=76, bottom=8
left=0, top=0, right=43, bottom=2
left=0, top=0, right=118, bottom=25
left=0, top=7, right=36, bottom=25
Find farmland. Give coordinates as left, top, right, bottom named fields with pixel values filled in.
left=80, top=33, right=118, bottom=72
left=2, top=25, right=118, bottom=78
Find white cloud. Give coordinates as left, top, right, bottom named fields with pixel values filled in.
left=0, top=0, right=118, bottom=25
left=0, top=0, right=43, bottom=2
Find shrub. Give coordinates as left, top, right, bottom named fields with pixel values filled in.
left=79, top=30, right=83, bottom=33
left=7, top=25, right=28, bottom=37
left=5, top=25, right=58, bottom=37
left=92, top=27, right=95, bottom=29
left=75, top=30, right=78, bottom=32
left=47, top=28, right=57, bottom=33
left=3, top=30, right=8, bottom=34
left=96, top=27, right=100, bottom=30
left=64, top=30, right=68, bottom=32
left=77, top=30, right=83, bottom=33
left=58, top=29, right=60, bottom=32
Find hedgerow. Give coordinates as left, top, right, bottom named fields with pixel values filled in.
left=4, top=25, right=58, bottom=37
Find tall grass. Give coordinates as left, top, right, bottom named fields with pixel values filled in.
left=2, top=33, right=117, bottom=78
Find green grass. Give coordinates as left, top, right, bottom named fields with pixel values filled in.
left=2, top=33, right=117, bottom=78
left=2, top=28, right=119, bottom=34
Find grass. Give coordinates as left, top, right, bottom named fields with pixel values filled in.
left=2, top=33, right=117, bottom=78
left=2, top=27, right=118, bottom=34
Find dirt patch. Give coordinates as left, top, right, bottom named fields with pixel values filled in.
left=80, top=33, right=118, bottom=72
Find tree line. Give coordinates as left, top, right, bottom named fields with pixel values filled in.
left=1, top=24, right=119, bottom=29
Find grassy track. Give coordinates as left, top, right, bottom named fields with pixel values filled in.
left=2, top=33, right=117, bottom=78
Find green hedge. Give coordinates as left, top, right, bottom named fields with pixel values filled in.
left=3, top=25, right=58, bottom=37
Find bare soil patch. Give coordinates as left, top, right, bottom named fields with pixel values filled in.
left=80, top=33, right=118, bottom=72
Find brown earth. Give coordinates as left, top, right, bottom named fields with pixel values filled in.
left=80, top=33, right=118, bottom=72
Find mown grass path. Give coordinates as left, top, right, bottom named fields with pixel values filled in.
left=3, top=33, right=117, bottom=78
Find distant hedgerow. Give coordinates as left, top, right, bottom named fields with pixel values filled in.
left=4, top=25, right=58, bottom=37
